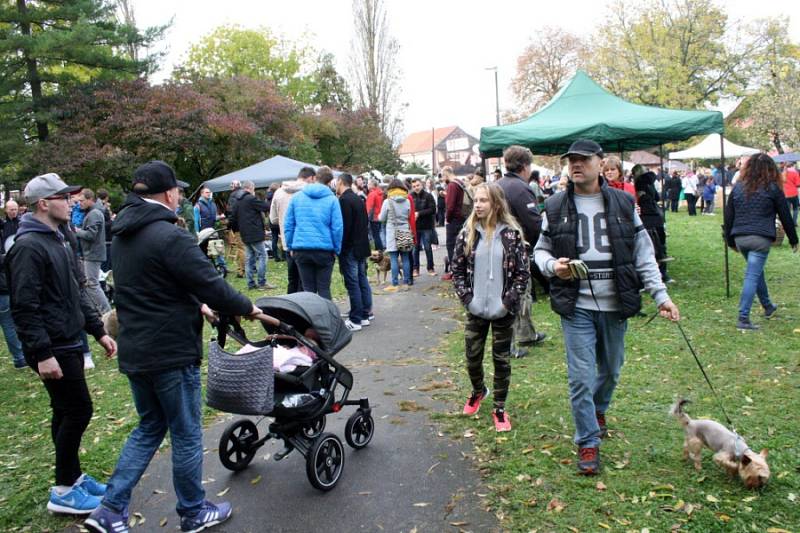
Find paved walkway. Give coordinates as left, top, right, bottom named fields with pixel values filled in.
left=73, top=233, right=497, bottom=533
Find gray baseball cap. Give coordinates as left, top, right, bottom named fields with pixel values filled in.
left=24, top=173, right=82, bottom=204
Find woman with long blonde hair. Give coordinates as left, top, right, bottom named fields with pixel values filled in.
left=451, top=183, right=529, bottom=432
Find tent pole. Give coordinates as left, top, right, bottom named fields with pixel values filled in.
left=720, top=133, right=730, bottom=298
left=658, top=144, right=666, bottom=215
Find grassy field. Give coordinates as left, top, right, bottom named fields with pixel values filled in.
left=0, top=256, right=346, bottom=532
left=430, top=211, right=800, bottom=532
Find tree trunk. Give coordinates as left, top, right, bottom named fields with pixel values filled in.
left=16, top=0, right=48, bottom=141
left=772, top=132, right=784, bottom=154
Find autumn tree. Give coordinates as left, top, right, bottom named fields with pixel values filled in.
left=585, top=0, right=765, bottom=109
left=176, top=25, right=317, bottom=108
left=349, top=0, right=402, bottom=140
left=512, top=27, right=587, bottom=115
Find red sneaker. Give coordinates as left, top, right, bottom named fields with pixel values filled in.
left=577, top=447, right=600, bottom=475
left=492, top=409, right=511, bottom=432
left=462, top=387, right=489, bottom=415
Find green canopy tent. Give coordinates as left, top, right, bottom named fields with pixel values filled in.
left=480, top=70, right=733, bottom=296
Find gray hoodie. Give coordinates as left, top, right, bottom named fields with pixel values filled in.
left=467, top=222, right=509, bottom=320
left=378, top=194, right=411, bottom=252
left=75, top=203, right=106, bottom=262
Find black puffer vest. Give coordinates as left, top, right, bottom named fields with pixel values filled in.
left=544, top=177, right=642, bottom=319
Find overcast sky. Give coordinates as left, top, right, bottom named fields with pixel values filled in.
left=135, top=0, right=800, bottom=141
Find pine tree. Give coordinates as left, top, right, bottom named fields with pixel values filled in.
left=0, top=0, right=164, bottom=161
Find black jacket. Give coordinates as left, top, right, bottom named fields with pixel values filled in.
left=666, top=176, right=682, bottom=200
left=411, top=189, right=436, bottom=231
left=339, top=189, right=371, bottom=259
left=0, top=216, right=20, bottom=294
left=226, top=188, right=247, bottom=232
left=724, top=181, right=798, bottom=248
left=6, top=214, right=106, bottom=364
left=111, top=194, right=252, bottom=375
left=543, top=178, right=642, bottom=319
left=231, top=191, right=269, bottom=244
left=497, top=173, right=542, bottom=249
left=634, top=172, right=664, bottom=229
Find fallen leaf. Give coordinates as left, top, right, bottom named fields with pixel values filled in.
left=159, top=517, right=168, bottom=527
left=251, top=475, right=262, bottom=485
left=767, top=529, right=792, bottom=533
left=152, top=489, right=165, bottom=495
left=742, top=496, right=757, bottom=502
left=358, top=491, right=372, bottom=496
left=716, top=513, right=731, bottom=522
left=706, top=494, right=719, bottom=503
left=449, top=522, right=469, bottom=527
left=426, top=462, right=440, bottom=475
left=515, top=474, right=531, bottom=482
left=521, top=447, right=536, bottom=454
left=547, top=498, right=565, bottom=512
left=599, top=522, right=611, bottom=529
left=788, top=493, right=797, bottom=502
left=413, top=502, right=430, bottom=507
left=596, top=481, right=607, bottom=491
left=216, top=487, right=230, bottom=497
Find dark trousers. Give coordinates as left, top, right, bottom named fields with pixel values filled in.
left=40, top=350, right=93, bottom=486
left=369, top=220, right=384, bottom=250
left=293, top=249, right=335, bottom=300
left=668, top=197, right=679, bottom=212
left=270, top=224, right=283, bottom=261
left=445, top=220, right=464, bottom=272
left=530, top=260, right=550, bottom=301
left=413, top=228, right=435, bottom=272
left=464, top=312, right=514, bottom=410
left=286, top=252, right=303, bottom=294
left=685, top=193, right=698, bottom=215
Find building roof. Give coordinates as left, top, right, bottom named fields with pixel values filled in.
left=398, top=126, right=459, bottom=155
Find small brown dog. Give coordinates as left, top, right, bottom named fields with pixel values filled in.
left=102, top=309, right=119, bottom=339
left=368, top=250, right=391, bottom=285
left=671, top=399, right=769, bottom=489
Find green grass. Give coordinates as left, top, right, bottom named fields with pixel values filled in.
left=0, top=256, right=345, bottom=531
left=431, top=211, right=800, bottom=532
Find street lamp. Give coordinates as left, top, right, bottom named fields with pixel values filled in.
left=485, top=66, right=500, bottom=126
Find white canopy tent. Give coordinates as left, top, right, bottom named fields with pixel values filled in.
left=669, top=134, right=759, bottom=160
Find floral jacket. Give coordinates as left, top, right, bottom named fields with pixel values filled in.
left=451, top=225, right=530, bottom=315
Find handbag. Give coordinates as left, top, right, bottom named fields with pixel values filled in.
left=389, top=200, right=414, bottom=252
left=206, top=340, right=274, bottom=416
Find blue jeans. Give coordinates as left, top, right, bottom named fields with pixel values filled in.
left=737, top=247, right=773, bottom=320
left=103, top=365, right=204, bottom=517
left=413, top=228, right=435, bottom=272
left=245, top=241, right=267, bottom=287
left=370, top=220, right=384, bottom=250
left=561, top=308, right=627, bottom=448
left=0, top=294, right=24, bottom=367
left=389, top=251, right=412, bottom=286
left=339, top=250, right=373, bottom=322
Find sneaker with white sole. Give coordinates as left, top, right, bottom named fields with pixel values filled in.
left=47, top=485, right=101, bottom=515
left=360, top=319, right=370, bottom=327
left=344, top=319, right=362, bottom=331
left=85, top=504, right=129, bottom=533
left=83, top=353, right=95, bottom=370
left=180, top=500, right=232, bottom=532
left=77, top=473, right=107, bottom=497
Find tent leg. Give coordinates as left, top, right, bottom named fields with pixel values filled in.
left=658, top=144, right=666, bottom=216
left=720, top=134, right=730, bottom=299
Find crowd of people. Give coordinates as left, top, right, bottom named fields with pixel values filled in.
left=0, top=136, right=798, bottom=530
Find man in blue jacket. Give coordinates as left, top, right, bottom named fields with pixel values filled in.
left=284, top=166, right=343, bottom=300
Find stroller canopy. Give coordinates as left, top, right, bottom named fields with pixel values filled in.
left=255, top=292, right=352, bottom=354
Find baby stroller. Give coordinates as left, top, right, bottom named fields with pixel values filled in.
left=208, top=292, right=374, bottom=491
left=198, top=227, right=228, bottom=277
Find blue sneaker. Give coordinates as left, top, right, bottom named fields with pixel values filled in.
left=47, top=485, right=101, bottom=515
left=180, top=500, right=232, bottom=532
left=77, top=474, right=107, bottom=496
left=85, top=505, right=129, bottom=533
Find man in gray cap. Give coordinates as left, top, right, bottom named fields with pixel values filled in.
left=534, top=139, right=680, bottom=475
left=6, top=173, right=117, bottom=515
left=86, top=161, right=259, bottom=533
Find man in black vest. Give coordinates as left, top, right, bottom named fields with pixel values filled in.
left=496, top=146, right=547, bottom=357
left=534, top=139, right=680, bottom=475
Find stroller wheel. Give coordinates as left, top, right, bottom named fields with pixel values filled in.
left=301, top=416, right=326, bottom=439
left=345, top=410, right=374, bottom=450
left=306, top=433, right=345, bottom=491
left=219, top=419, right=258, bottom=471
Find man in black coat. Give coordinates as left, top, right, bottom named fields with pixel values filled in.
left=666, top=172, right=682, bottom=212
left=230, top=180, right=276, bottom=290
left=7, top=173, right=116, bottom=514
left=496, top=145, right=547, bottom=357
left=85, top=161, right=258, bottom=533
left=336, top=173, right=373, bottom=331
left=225, top=180, right=248, bottom=277
left=411, top=178, right=437, bottom=276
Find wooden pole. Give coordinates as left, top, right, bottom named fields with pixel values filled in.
left=720, top=134, right=730, bottom=298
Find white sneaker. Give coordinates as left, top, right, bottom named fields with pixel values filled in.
left=360, top=319, right=370, bottom=327
left=83, top=354, right=95, bottom=370
left=344, top=319, right=362, bottom=331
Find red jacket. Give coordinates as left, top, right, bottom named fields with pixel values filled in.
left=366, top=188, right=384, bottom=221
left=407, top=194, right=417, bottom=244
left=445, top=179, right=465, bottom=223
left=609, top=180, right=636, bottom=198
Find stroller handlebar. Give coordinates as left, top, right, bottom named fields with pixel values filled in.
left=254, top=312, right=281, bottom=328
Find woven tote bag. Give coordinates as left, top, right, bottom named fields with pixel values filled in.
left=206, top=341, right=274, bottom=415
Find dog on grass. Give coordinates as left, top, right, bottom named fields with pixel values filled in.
left=368, top=250, right=391, bottom=285
left=671, top=399, right=769, bottom=489
left=102, top=309, right=119, bottom=339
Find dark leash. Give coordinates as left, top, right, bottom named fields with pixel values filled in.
left=643, top=312, right=736, bottom=430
